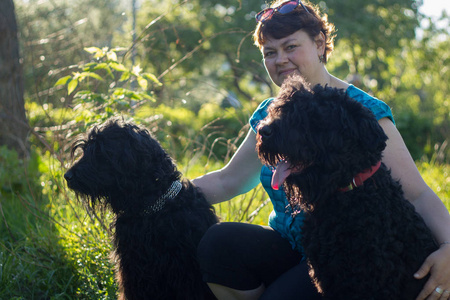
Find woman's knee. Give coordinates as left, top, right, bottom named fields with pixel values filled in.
left=197, top=222, right=242, bottom=267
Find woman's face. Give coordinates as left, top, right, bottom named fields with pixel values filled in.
left=262, top=29, right=324, bottom=87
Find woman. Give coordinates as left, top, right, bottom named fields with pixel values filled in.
left=193, top=1, right=450, bottom=299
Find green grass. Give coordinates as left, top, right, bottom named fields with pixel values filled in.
left=180, top=158, right=274, bottom=225
left=417, top=160, right=450, bottom=208
left=0, top=191, right=78, bottom=299
left=0, top=146, right=448, bottom=299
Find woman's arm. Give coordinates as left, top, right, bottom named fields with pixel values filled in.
left=378, top=118, right=450, bottom=300
left=379, top=118, right=450, bottom=243
left=192, top=129, right=262, bottom=205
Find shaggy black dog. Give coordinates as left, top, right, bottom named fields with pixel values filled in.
left=256, top=76, right=438, bottom=300
left=64, top=118, right=218, bottom=300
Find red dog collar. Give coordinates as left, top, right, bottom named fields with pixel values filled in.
left=338, top=161, right=382, bottom=192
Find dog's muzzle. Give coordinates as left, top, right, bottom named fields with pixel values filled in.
left=258, top=125, right=273, bottom=140
left=64, top=170, right=74, bottom=182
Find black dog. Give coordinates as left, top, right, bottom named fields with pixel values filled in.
left=64, top=118, right=218, bottom=300
left=256, top=76, right=438, bottom=300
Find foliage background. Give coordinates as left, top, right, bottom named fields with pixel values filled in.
left=0, top=0, right=448, bottom=298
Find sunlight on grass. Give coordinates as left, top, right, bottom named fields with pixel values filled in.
left=417, top=161, right=450, bottom=209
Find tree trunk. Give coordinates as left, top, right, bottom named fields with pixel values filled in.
left=0, top=0, right=29, bottom=157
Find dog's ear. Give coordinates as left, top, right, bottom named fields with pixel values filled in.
left=349, top=101, right=388, bottom=155
left=115, top=127, right=152, bottom=173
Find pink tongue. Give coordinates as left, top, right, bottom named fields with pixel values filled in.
left=271, top=160, right=293, bottom=190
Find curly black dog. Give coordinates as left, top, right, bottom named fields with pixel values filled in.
left=64, top=118, right=218, bottom=300
left=256, top=76, right=438, bottom=300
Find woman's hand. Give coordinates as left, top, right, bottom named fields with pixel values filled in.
left=415, top=244, right=450, bottom=300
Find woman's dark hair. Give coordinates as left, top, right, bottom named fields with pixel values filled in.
left=253, top=1, right=336, bottom=63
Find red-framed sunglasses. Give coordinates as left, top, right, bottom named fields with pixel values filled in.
left=255, top=0, right=310, bottom=23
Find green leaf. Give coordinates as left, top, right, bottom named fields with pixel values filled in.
left=137, top=76, right=148, bottom=90
left=80, top=72, right=104, bottom=82
left=143, top=73, right=162, bottom=86
left=68, top=80, right=78, bottom=94
left=119, top=71, right=131, bottom=82
left=72, top=72, right=81, bottom=81
left=112, top=88, right=126, bottom=95
left=110, top=62, right=128, bottom=72
left=54, top=75, right=72, bottom=87
left=75, top=114, right=85, bottom=122
left=111, top=47, right=127, bottom=52
left=130, top=91, right=143, bottom=100
left=93, top=63, right=114, bottom=79
left=92, top=63, right=110, bottom=71
left=75, top=90, right=91, bottom=96
left=106, top=51, right=117, bottom=62
left=93, top=50, right=106, bottom=59
left=140, top=93, right=156, bottom=101
left=84, top=47, right=101, bottom=54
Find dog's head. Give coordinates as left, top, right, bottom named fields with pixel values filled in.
left=64, top=118, right=181, bottom=214
left=256, top=75, right=387, bottom=208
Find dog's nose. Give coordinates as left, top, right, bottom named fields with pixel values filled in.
left=64, top=170, right=73, bottom=182
left=258, top=125, right=273, bottom=139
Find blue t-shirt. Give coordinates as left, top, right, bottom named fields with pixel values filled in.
left=249, top=85, right=394, bottom=253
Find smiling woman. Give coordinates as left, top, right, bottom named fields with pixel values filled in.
left=260, top=30, right=326, bottom=87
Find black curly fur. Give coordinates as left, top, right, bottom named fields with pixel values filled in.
left=256, top=76, right=438, bottom=300
left=64, top=118, right=218, bottom=300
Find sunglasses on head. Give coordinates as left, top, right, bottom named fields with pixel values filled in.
left=255, top=0, right=310, bottom=23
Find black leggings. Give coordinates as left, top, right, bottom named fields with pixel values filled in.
left=197, top=222, right=322, bottom=299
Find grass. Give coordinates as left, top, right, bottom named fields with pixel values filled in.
left=181, top=158, right=274, bottom=225
left=417, top=161, right=450, bottom=208
left=0, top=145, right=448, bottom=299
left=0, top=189, right=78, bottom=299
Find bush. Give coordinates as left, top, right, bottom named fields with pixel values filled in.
left=395, top=111, right=448, bottom=161
left=0, top=146, right=40, bottom=194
